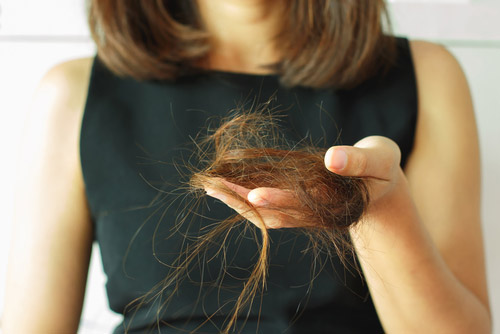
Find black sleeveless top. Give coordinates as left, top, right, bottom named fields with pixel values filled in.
left=81, top=38, right=417, bottom=333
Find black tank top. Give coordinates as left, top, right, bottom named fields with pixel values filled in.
left=81, top=37, right=417, bottom=333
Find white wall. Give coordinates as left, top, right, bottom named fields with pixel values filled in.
left=0, top=1, right=498, bottom=333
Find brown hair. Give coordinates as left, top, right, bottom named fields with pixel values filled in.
left=88, top=0, right=396, bottom=89
left=124, top=107, right=369, bottom=333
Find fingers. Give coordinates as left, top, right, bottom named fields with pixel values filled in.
left=248, top=188, right=303, bottom=228
left=204, top=179, right=297, bottom=209
left=325, top=136, right=401, bottom=181
left=204, top=180, right=301, bottom=229
left=204, top=178, right=250, bottom=212
left=247, top=187, right=297, bottom=207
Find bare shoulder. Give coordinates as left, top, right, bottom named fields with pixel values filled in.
left=44, top=57, right=93, bottom=81
left=409, top=39, right=454, bottom=58
left=27, top=57, right=94, bottom=162
left=409, top=39, right=461, bottom=72
left=36, top=57, right=94, bottom=112
left=406, top=40, right=476, bottom=161
left=21, top=57, right=96, bottom=203
left=408, top=40, right=472, bottom=117
left=46, top=56, right=93, bottom=76
left=407, top=40, right=476, bottom=165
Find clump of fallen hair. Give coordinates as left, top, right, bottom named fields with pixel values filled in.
left=191, top=112, right=368, bottom=230
left=124, top=107, right=369, bottom=334
left=188, top=109, right=369, bottom=332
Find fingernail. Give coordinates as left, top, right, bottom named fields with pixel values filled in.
left=327, top=149, right=347, bottom=171
left=205, top=188, right=227, bottom=202
left=248, top=192, right=268, bottom=206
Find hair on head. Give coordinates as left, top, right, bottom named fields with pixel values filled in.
left=88, top=0, right=396, bottom=89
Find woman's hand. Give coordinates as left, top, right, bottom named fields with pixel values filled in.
left=204, top=135, right=403, bottom=229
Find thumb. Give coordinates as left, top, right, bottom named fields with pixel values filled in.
left=324, top=136, right=401, bottom=180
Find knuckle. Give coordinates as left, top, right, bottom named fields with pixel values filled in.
left=266, top=219, right=280, bottom=229
left=354, top=154, right=368, bottom=176
left=267, top=214, right=287, bottom=229
left=380, top=158, right=394, bottom=177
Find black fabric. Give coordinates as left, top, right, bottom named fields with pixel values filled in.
left=80, top=37, right=417, bottom=333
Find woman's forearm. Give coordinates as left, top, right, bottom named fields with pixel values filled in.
left=349, top=176, right=491, bottom=334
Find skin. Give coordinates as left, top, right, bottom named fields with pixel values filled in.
left=2, top=59, right=94, bottom=333
left=195, top=0, right=284, bottom=73
left=2, top=1, right=491, bottom=333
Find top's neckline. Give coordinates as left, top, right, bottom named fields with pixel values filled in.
left=194, top=67, right=279, bottom=79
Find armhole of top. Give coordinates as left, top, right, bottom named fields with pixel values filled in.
left=79, top=55, right=99, bottom=231
left=397, top=37, right=419, bottom=169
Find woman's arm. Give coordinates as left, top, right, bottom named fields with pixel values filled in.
left=2, top=58, right=94, bottom=333
left=327, top=41, right=490, bottom=333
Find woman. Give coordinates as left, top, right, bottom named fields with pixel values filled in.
left=2, top=0, right=491, bottom=333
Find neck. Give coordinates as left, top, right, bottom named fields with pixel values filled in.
left=195, top=0, right=284, bottom=73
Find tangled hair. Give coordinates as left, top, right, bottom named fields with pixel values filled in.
left=125, top=107, right=370, bottom=333
left=191, top=112, right=368, bottom=231
left=87, top=0, right=396, bottom=89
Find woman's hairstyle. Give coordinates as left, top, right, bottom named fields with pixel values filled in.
left=125, top=106, right=370, bottom=333
left=88, top=0, right=396, bottom=89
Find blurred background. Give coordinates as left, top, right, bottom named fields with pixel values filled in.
left=0, top=0, right=498, bottom=332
